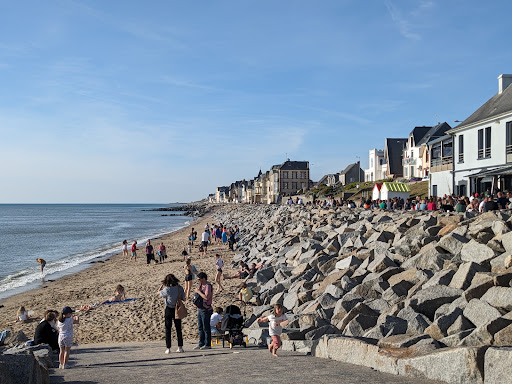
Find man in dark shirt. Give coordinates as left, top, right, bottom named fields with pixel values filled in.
left=34, top=311, right=59, bottom=351
left=484, top=196, right=499, bottom=211
left=496, top=192, right=508, bottom=209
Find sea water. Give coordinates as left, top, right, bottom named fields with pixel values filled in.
left=0, top=204, right=192, bottom=300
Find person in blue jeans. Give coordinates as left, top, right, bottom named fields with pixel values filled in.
left=193, top=272, right=213, bottom=350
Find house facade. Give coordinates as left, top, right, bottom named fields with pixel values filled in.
left=447, top=74, right=512, bottom=196
left=429, top=134, right=453, bottom=197
left=339, top=162, right=364, bottom=185
left=385, top=138, right=407, bottom=178
left=364, top=149, right=386, bottom=182
left=402, top=123, right=452, bottom=179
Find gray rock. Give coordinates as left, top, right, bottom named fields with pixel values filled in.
left=396, top=306, right=431, bottom=335
left=305, top=324, right=341, bottom=340
left=367, top=253, right=398, bottom=274
left=460, top=239, right=497, bottom=265
left=342, top=314, right=378, bottom=337
left=463, top=299, right=502, bottom=328
left=449, top=262, right=488, bottom=290
left=436, top=232, right=470, bottom=254
left=376, top=315, right=408, bottom=337
left=494, top=323, right=512, bottom=346
left=439, top=330, right=474, bottom=347
left=407, top=285, right=463, bottom=321
left=463, top=277, right=494, bottom=301
left=501, top=231, right=512, bottom=253
left=396, top=346, right=485, bottom=384
left=401, top=246, right=452, bottom=272
left=422, top=269, right=455, bottom=289
left=377, top=334, right=432, bottom=348
left=446, top=314, right=475, bottom=336
left=480, top=286, right=512, bottom=312
left=485, top=347, right=512, bottom=384
left=336, top=302, right=378, bottom=332
left=335, top=256, right=361, bottom=270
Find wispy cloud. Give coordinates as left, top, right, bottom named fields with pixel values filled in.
left=385, top=1, right=435, bottom=40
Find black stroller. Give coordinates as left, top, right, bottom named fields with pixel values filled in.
left=221, top=304, right=246, bottom=348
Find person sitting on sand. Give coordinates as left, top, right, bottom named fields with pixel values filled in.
left=34, top=310, right=59, bottom=351
left=103, top=285, right=126, bottom=304
left=224, top=262, right=251, bottom=280
left=17, top=306, right=31, bottom=322
left=36, top=258, right=46, bottom=274
left=238, top=282, right=253, bottom=304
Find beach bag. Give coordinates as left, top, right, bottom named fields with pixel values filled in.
left=175, top=298, right=188, bottom=319
left=192, top=293, right=204, bottom=309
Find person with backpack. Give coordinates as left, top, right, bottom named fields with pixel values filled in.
left=193, top=272, right=213, bottom=350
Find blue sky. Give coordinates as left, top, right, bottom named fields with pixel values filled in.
left=1, top=0, right=511, bottom=203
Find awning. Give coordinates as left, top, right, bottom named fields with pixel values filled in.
left=467, top=164, right=512, bottom=178
left=383, top=182, right=410, bottom=192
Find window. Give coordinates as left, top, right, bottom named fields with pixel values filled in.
left=443, top=140, right=453, bottom=158
left=458, top=135, right=464, bottom=163
left=282, top=182, right=289, bottom=189
left=371, top=158, right=374, bottom=168
left=301, top=171, right=307, bottom=179
left=432, top=185, right=438, bottom=197
left=282, top=171, right=288, bottom=179
left=507, top=122, right=512, bottom=161
left=292, top=182, right=297, bottom=190
left=478, top=127, right=491, bottom=159
left=292, top=171, right=297, bottom=179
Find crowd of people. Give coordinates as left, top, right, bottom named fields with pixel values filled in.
left=305, top=190, right=512, bottom=213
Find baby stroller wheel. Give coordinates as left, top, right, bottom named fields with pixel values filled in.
left=242, top=342, right=246, bottom=348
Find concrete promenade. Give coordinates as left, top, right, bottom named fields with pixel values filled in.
left=50, top=341, right=446, bottom=384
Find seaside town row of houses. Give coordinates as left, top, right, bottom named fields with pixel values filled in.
left=210, top=74, right=512, bottom=203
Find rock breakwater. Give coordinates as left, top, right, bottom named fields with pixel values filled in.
left=213, top=204, right=512, bottom=383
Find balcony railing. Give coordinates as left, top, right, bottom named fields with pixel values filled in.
left=402, top=157, right=416, bottom=165
left=478, top=147, right=491, bottom=159
left=458, top=153, right=464, bottom=163
left=431, top=156, right=453, bottom=167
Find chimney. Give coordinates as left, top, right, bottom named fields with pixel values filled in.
left=498, top=74, right=512, bottom=94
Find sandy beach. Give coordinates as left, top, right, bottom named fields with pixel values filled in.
left=0, top=209, right=250, bottom=346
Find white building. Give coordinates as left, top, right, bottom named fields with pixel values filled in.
left=447, top=74, right=512, bottom=196
left=364, top=149, right=386, bottom=182
left=429, top=135, right=453, bottom=197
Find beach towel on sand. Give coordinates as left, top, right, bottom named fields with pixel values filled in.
left=104, top=298, right=137, bottom=305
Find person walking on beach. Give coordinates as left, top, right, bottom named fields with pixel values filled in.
left=146, top=240, right=157, bottom=265
left=189, top=228, right=196, bottom=245
left=57, top=306, right=79, bottom=369
left=215, top=225, right=221, bottom=243
left=131, top=241, right=137, bottom=261
left=122, top=240, right=129, bottom=257
left=214, top=254, right=224, bottom=293
left=193, top=272, right=213, bottom=350
left=157, top=242, right=166, bottom=263
left=158, top=274, right=185, bottom=354
left=36, top=258, right=46, bottom=274
left=184, top=258, right=194, bottom=299
left=201, top=229, right=209, bottom=256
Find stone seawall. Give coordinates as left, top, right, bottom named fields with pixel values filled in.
left=212, top=204, right=512, bottom=384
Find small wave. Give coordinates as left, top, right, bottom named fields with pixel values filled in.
left=0, top=222, right=189, bottom=299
